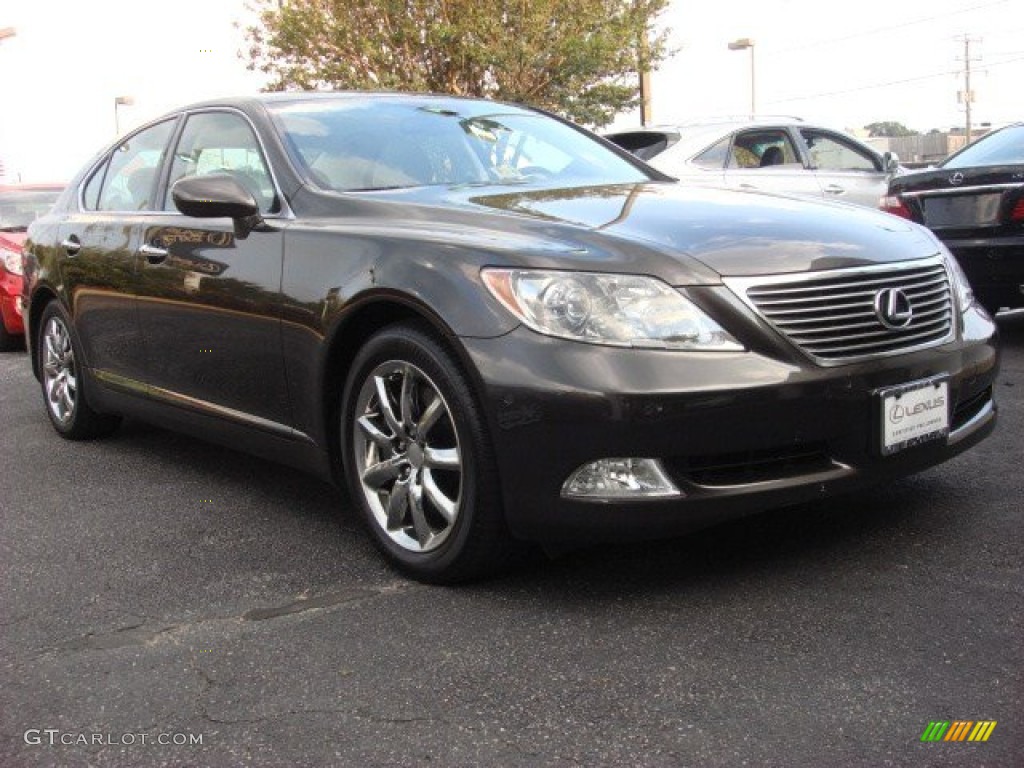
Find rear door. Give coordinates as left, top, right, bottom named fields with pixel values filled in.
left=57, top=118, right=178, bottom=382
left=800, top=128, right=888, bottom=207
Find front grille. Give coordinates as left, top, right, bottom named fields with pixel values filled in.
left=736, top=259, right=954, bottom=363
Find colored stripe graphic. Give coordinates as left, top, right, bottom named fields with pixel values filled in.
left=921, top=720, right=997, bottom=742
left=968, top=721, right=997, bottom=742
left=945, top=721, right=972, bottom=741
left=921, top=721, right=949, bottom=741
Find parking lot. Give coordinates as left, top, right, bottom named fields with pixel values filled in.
left=1, top=313, right=1021, bottom=767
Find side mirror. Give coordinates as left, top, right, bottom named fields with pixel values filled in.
left=171, top=174, right=266, bottom=238
left=882, top=151, right=901, bottom=174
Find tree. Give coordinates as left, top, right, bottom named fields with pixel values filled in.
left=243, top=0, right=671, bottom=127
left=864, top=121, right=919, bottom=138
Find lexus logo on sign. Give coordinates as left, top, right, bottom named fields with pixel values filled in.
left=875, top=288, right=914, bottom=329
left=949, top=171, right=965, bottom=185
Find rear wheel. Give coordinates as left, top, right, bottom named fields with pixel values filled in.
left=37, top=301, right=120, bottom=439
left=341, top=324, right=514, bottom=583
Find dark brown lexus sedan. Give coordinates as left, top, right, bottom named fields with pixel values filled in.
left=23, top=93, right=998, bottom=582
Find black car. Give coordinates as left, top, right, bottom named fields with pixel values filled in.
left=23, top=93, right=998, bottom=582
left=882, top=122, right=1024, bottom=312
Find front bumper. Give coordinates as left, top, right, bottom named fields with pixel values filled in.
left=462, top=303, right=998, bottom=542
left=943, top=234, right=1024, bottom=310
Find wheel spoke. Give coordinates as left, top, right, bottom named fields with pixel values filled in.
left=374, top=375, right=404, bottom=438
left=424, top=446, right=459, bottom=470
left=386, top=475, right=410, bottom=530
left=361, top=454, right=405, bottom=490
left=399, top=365, right=416, bottom=430
left=357, top=415, right=393, bottom=448
left=59, top=383, right=74, bottom=415
left=408, top=476, right=433, bottom=547
left=45, top=332, right=59, bottom=361
left=423, top=469, right=457, bottom=523
left=417, top=395, right=444, bottom=436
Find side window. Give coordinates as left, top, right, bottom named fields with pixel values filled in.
left=94, top=120, right=176, bottom=211
left=165, top=112, right=278, bottom=214
left=801, top=130, right=879, bottom=172
left=728, top=130, right=800, bottom=170
left=693, top=136, right=731, bottom=169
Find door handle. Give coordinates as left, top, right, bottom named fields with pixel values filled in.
left=139, top=243, right=169, bottom=264
left=739, top=183, right=758, bottom=190
left=61, top=236, right=81, bottom=256
left=823, top=184, right=845, bottom=195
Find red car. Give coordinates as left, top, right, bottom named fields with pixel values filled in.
left=1, top=185, right=64, bottom=349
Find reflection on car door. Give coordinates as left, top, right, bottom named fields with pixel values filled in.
left=721, top=128, right=823, bottom=200
left=136, top=110, right=292, bottom=428
left=800, top=129, right=887, bottom=207
left=58, top=119, right=178, bottom=384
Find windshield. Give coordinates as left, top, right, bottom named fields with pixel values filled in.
left=943, top=125, right=1024, bottom=168
left=0, top=187, right=62, bottom=231
left=270, top=100, right=649, bottom=191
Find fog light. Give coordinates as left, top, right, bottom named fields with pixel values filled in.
left=562, top=458, right=681, bottom=499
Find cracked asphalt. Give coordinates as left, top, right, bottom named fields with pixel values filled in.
left=1, top=313, right=1021, bottom=767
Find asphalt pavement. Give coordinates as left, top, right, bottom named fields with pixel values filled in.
left=1, top=313, right=1021, bottom=767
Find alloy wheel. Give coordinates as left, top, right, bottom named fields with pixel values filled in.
left=352, top=361, right=463, bottom=552
left=42, top=316, right=77, bottom=425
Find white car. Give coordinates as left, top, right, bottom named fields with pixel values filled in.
left=606, top=118, right=901, bottom=208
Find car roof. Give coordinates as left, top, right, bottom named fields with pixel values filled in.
left=174, top=91, right=539, bottom=117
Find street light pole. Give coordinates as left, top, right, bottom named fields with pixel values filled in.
left=114, top=96, right=134, bottom=137
left=728, top=38, right=756, bottom=117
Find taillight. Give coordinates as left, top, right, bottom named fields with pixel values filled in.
left=1010, top=197, right=1024, bottom=222
left=880, top=194, right=912, bottom=219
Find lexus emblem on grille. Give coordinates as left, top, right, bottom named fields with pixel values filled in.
left=949, top=171, right=964, bottom=185
left=874, top=288, right=914, bottom=329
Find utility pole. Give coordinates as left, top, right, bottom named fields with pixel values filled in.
left=956, top=35, right=981, bottom=143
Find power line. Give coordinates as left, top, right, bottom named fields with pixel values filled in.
left=763, top=52, right=1024, bottom=105
left=762, top=0, right=1010, bottom=56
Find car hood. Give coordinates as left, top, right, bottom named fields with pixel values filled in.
left=449, top=182, right=935, bottom=277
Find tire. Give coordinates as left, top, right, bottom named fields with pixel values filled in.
left=37, top=301, right=121, bottom=440
left=340, top=323, right=515, bottom=583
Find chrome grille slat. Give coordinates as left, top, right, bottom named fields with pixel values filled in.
left=747, top=268, right=946, bottom=298
left=731, top=257, right=955, bottom=364
left=788, top=314, right=950, bottom=344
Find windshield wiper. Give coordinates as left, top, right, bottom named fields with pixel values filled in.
left=0, top=225, right=28, bottom=233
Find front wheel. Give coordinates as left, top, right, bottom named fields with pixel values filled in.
left=341, top=324, right=515, bottom=583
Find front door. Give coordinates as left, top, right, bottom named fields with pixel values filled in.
left=136, top=110, right=292, bottom=428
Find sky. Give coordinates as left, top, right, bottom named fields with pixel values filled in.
left=0, top=0, right=1021, bottom=183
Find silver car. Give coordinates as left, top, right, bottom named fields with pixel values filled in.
left=606, top=118, right=901, bottom=208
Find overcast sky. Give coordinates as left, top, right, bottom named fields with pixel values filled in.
left=1, top=0, right=1021, bottom=182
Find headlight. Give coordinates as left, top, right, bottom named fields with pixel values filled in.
left=1, top=244, right=22, bottom=276
left=940, top=247, right=974, bottom=311
left=481, top=268, right=742, bottom=351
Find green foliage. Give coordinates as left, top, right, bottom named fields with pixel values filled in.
left=243, top=0, right=670, bottom=127
left=864, top=121, right=919, bottom=138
